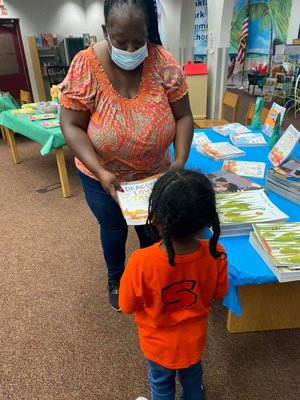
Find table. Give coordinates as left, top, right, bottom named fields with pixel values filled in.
left=0, top=109, right=70, bottom=198
left=0, top=93, right=20, bottom=140
left=186, top=127, right=300, bottom=333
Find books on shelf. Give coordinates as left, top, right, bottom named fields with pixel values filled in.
left=212, top=123, right=251, bottom=137
left=28, top=114, right=56, bottom=121
left=41, top=121, right=60, bottom=128
left=268, top=124, right=300, bottom=166
left=230, top=132, right=267, bottom=147
left=11, top=108, right=35, bottom=116
left=249, top=222, right=300, bottom=282
left=266, top=159, right=300, bottom=205
left=207, top=170, right=263, bottom=193
left=216, top=190, right=288, bottom=237
left=41, top=33, right=54, bottom=47
left=222, top=160, right=266, bottom=178
left=196, top=142, right=245, bottom=160
left=117, top=174, right=160, bottom=225
left=262, top=102, right=286, bottom=136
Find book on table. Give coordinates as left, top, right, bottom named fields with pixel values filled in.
left=230, top=132, right=267, bottom=147
left=196, top=142, right=245, bottom=160
left=262, top=102, right=286, bottom=137
left=41, top=121, right=60, bottom=128
left=207, top=170, right=263, bottom=193
left=222, top=160, right=266, bottom=178
left=117, top=174, right=160, bottom=225
left=266, top=159, right=300, bottom=205
left=216, top=190, right=288, bottom=237
left=212, top=123, right=251, bottom=137
left=268, top=124, right=300, bottom=166
left=192, top=131, right=211, bottom=148
left=11, top=108, right=35, bottom=116
left=28, top=114, right=56, bottom=121
left=249, top=222, right=300, bottom=282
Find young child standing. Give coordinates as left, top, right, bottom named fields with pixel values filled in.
left=119, top=169, right=228, bottom=400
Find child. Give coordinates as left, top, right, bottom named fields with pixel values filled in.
left=119, top=169, right=228, bottom=400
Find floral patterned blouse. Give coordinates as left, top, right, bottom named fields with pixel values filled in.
left=59, top=43, right=188, bottom=182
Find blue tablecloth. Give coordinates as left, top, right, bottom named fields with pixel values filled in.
left=184, top=127, right=300, bottom=316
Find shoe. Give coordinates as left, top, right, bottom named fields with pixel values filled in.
left=108, top=278, right=121, bottom=312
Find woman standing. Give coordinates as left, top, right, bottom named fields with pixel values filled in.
left=59, top=0, right=194, bottom=311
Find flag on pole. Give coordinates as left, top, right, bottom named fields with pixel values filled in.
left=237, top=1, right=250, bottom=65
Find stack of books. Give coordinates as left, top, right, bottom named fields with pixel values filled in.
left=196, top=142, right=245, bottom=160
left=266, top=159, right=300, bottom=205
left=222, top=160, right=266, bottom=178
left=207, top=170, right=263, bottom=193
left=216, top=190, right=288, bottom=236
left=230, top=132, right=267, bottom=147
left=249, top=222, right=300, bottom=282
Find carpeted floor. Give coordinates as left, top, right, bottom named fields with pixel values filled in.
left=0, top=90, right=300, bottom=399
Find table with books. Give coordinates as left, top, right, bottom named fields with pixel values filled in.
left=0, top=103, right=70, bottom=198
left=185, top=121, right=300, bottom=333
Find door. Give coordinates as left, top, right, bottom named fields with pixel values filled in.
left=0, top=18, right=32, bottom=102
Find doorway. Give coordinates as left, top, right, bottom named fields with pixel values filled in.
left=0, top=18, right=32, bottom=102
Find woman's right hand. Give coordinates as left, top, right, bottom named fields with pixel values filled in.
left=98, top=169, right=123, bottom=202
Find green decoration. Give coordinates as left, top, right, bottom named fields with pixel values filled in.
left=251, top=97, right=264, bottom=129
left=269, top=113, right=281, bottom=149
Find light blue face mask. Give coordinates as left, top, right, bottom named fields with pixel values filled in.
left=107, top=35, right=148, bottom=70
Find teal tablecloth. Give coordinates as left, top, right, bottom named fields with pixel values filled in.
left=0, top=93, right=20, bottom=112
left=0, top=110, right=65, bottom=155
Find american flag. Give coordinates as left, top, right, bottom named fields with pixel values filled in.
left=237, top=1, right=250, bottom=65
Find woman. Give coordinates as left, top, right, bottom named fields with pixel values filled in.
left=59, top=0, right=194, bottom=311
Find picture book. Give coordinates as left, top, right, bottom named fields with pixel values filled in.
left=212, top=123, right=251, bottom=137
left=35, top=33, right=43, bottom=48
left=252, top=222, right=300, bottom=268
left=192, top=131, right=211, bottom=148
left=41, top=121, right=60, bottom=128
left=197, top=142, right=245, bottom=160
left=261, top=78, right=277, bottom=103
left=21, top=103, right=38, bottom=109
left=41, top=33, right=54, bottom=47
left=207, top=170, right=263, bottom=193
left=262, top=102, right=286, bottom=136
left=222, top=160, right=266, bottom=178
left=268, top=124, right=300, bottom=166
left=117, top=174, right=160, bottom=225
left=216, top=190, right=288, bottom=236
left=230, top=132, right=267, bottom=147
left=11, top=108, right=35, bottom=116
left=28, top=114, right=56, bottom=121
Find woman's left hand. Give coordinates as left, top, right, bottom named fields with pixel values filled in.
left=170, top=159, right=185, bottom=170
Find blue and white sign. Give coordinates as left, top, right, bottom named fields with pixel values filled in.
left=194, top=0, right=208, bottom=61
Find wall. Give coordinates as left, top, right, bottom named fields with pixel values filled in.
left=287, top=0, right=300, bottom=43
left=84, top=0, right=104, bottom=41
left=2, top=0, right=87, bottom=100
left=160, top=0, right=182, bottom=61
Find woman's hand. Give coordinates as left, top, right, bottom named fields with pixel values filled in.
left=170, top=159, right=185, bottom=170
left=98, top=170, right=123, bottom=203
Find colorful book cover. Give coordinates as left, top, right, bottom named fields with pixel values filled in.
left=262, top=102, right=286, bottom=137
left=197, top=142, right=245, bottom=160
left=11, top=108, right=35, bottom=116
left=268, top=125, right=300, bottom=166
left=21, top=103, right=38, bottom=109
left=261, top=78, right=277, bottom=103
left=230, top=132, right=267, bottom=147
left=117, top=174, right=160, bottom=225
left=212, top=123, right=251, bottom=137
left=216, top=190, right=288, bottom=226
left=42, top=33, right=54, bottom=47
left=35, top=33, right=43, bottom=48
left=272, top=159, right=300, bottom=180
left=207, top=170, right=263, bottom=193
left=41, top=121, right=60, bottom=128
left=222, top=160, right=266, bottom=178
left=252, top=222, right=300, bottom=268
left=28, top=114, right=56, bottom=121
left=192, top=131, right=211, bottom=147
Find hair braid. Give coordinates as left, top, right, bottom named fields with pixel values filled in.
left=104, top=0, right=162, bottom=45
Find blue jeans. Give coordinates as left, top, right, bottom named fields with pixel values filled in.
left=147, top=359, right=204, bottom=400
left=77, top=170, right=155, bottom=279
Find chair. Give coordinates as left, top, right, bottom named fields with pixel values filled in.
left=245, top=103, right=270, bottom=125
left=194, top=91, right=240, bottom=128
left=20, top=90, right=31, bottom=105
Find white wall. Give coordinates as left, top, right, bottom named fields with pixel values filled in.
left=287, top=0, right=300, bottom=43
left=84, top=0, right=104, bottom=40
left=160, top=0, right=182, bottom=61
left=2, top=0, right=87, bottom=100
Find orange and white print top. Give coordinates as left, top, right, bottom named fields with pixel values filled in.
left=59, top=43, right=188, bottom=182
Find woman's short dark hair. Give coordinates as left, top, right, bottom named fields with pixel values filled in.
left=146, top=169, right=224, bottom=266
left=104, top=0, right=162, bottom=45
